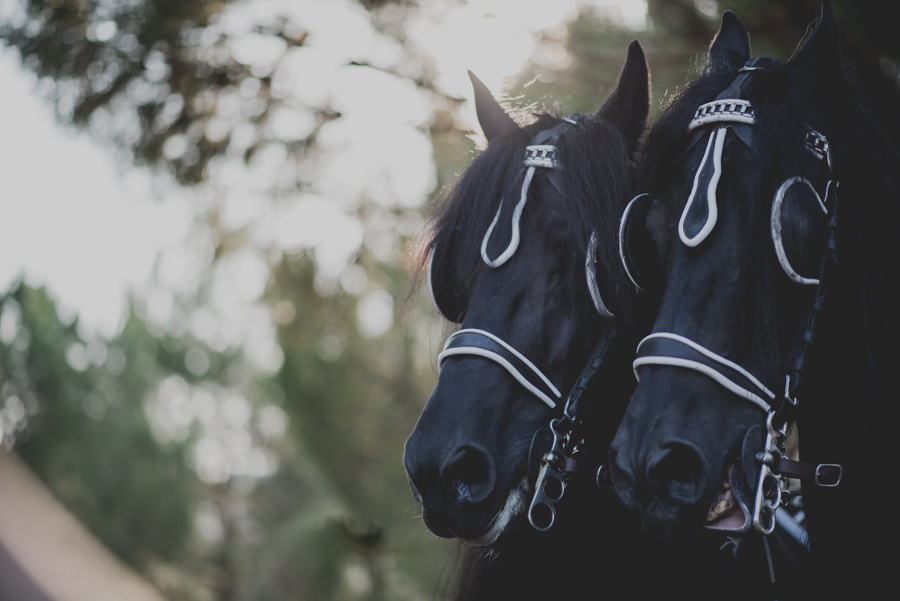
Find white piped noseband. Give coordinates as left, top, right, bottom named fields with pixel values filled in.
left=633, top=332, right=776, bottom=413
left=439, top=329, right=561, bottom=408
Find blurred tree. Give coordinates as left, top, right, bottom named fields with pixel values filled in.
left=1, top=0, right=457, bottom=598
left=0, top=283, right=205, bottom=587
left=509, top=0, right=900, bottom=118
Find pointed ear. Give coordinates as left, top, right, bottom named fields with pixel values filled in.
left=468, top=70, right=518, bottom=141
left=707, top=10, right=750, bottom=73
left=599, top=40, right=650, bottom=151
left=787, top=1, right=841, bottom=89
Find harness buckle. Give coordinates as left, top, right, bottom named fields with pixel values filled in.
left=815, top=463, right=843, bottom=487
left=752, top=411, right=789, bottom=535
left=528, top=442, right=570, bottom=531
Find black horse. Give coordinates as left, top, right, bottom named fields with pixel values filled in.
left=403, top=42, right=798, bottom=600
left=404, top=40, right=648, bottom=548
left=610, top=4, right=896, bottom=596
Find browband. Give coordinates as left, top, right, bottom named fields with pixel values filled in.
left=439, top=329, right=561, bottom=408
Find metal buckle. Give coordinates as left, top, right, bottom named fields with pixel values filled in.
left=752, top=410, right=789, bottom=535
left=527, top=451, right=568, bottom=531
left=815, top=463, right=842, bottom=487
left=528, top=394, right=582, bottom=531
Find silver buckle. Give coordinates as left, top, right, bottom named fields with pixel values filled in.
left=752, top=411, right=788, bottom=535
left=815, top=463, right=843, bottom=487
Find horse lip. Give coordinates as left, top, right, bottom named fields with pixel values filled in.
left=452, top=476, right=530, bottom=546
left=407, top=474, right=423, bottom=504
left=704, top=463, right=751, bottom=532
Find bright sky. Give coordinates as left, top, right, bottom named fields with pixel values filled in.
left=0, top=0, right=647, bottom=342
left=0, top=52, right=193, bottom=338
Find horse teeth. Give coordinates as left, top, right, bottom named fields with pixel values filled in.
left=707, top=499, right=731, bottom=521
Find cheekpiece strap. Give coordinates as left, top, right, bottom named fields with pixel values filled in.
left=439, top=329, right=561, bottom=408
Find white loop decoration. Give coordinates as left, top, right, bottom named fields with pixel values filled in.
left=770, top=176, right=828, bottom=286
left=481, top=165, right=536, bottom=268
left=679, top=126, right=728, bottom=247
left=619, top=193, right=649, bottom=291
left=586, top=232, right=615, bottom=319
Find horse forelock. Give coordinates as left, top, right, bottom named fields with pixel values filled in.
left=416, top=111, right=637, bottom=331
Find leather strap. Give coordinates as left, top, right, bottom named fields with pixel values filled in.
left=771, top=456, right=843, bottom=487
left=439, top=329, right=561, bottom=408
left=634, top=332, right=775, bottom=412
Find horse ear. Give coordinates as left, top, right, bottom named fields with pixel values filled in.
left=468, top=70, right=518, bottom=141
left=599, top=40, right=650, bottom=150
left=707, top=10, right=750, bottom=73
left=787, top=1, right=841, bottom=88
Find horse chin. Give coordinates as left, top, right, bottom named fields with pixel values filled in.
left=704, top=463, right=752, bottom=533
left=454, top=477, right=531, bottom=547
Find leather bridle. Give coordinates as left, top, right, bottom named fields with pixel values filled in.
left=432, top=114, right=624, bottom=531
left=624, top=59, right=843, bottom=536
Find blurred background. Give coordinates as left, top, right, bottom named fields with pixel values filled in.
left=0, top=1, right=896, bottom=599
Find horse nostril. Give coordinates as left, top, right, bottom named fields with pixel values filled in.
left=439, top=445, right=496, bottom=504
left=647, top=441, right=708, bottom=505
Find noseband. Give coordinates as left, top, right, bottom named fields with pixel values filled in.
left=627, top=59, right=842, bottom=535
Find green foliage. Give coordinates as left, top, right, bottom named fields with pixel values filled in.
left=1, top=283, right=200, bottom=568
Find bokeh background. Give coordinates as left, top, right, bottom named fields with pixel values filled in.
left=1, top=1, right=896, bottom=599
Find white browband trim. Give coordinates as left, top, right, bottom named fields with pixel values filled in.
left=634, top=332, right=775, bottom=412
left=586, top=231, right=615, bottom=319
left=438, top=328, right=561, bottom=408
left=679, top=126, right=727, bottom=247
left=481, top=165, right=536, bottom=268
left=770, top=176, right=827, bottom=286
left=688, top=99, right=755, bottom=131
left=619, top=193, right=648, bottom=292
left=523, top=144, right=559, bottom=169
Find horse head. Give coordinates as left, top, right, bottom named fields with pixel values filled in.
left=610, top=6, right=845, bottom=538
left=404, top=42, right=649, bottom=546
